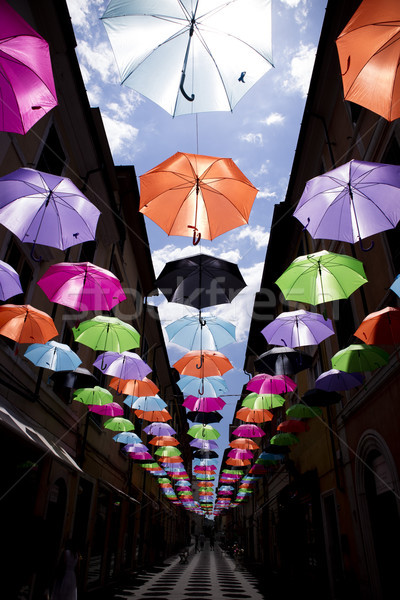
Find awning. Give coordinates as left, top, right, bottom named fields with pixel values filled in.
left=0, top=396, right=82, bottom=472
left=100, top=479, right=140, bottom=504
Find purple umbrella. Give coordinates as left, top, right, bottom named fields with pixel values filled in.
left=183, top=395, right=226, bottom=412
left=123, top=443, right=149, bottom=453
left=0, top=259, right=22, bottom=300
left=0, top=1, right=57, bottom=134
left=315, top=368, right=364, bottom=392
left=143, top=423, right=176, bottom=436
left=0, top=168, right=100, bottom=254
left=93, top=351, right=151, bottom=380
left=89, top=402, right=124, bottom=417
left=189, top=439, right=219, bottom=449
left=293, top=160, right=400, bottom=251
left=261, top=309, right=335, bottom=348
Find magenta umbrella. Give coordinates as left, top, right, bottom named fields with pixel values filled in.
left=89, top=402, right=124, bottom=417
left=228, top=448, right=253, bottom=460
left=93, top=351, right=151, bottom=380
left=247, top=373, right=296, bottom=395
left=183, top=395, right=226, bottom=412
left=37, top=262, right=126, bottom=312
left=0, top=1, right=57, bottom=134
left=232, top=424, right=265, bottom=437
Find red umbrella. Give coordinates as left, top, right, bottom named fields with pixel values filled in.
left=277, top=420, right=310, bottom=433
left=354, top=306, right=400, bottom=345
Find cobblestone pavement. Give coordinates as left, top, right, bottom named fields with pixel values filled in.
left=112, top=544, right=265, bottom=600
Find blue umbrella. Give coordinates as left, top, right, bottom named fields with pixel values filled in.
left=177, top=375, right=228, bottom=397
left=165, top=314, right=236, bottom=351
left=390, top=274, right=400, bottom=298
left=315, top=368, right=364, bottom=391
left=24, top=340, right=81, bottom=371
left=113, top=432, right=142, bottom=444
left=125, top=395, right=167, bottom=411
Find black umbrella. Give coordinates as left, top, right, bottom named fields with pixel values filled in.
left=193, top=450, right=219, bottom=459
left=264, top=444, right=291, bottom=454
left=50, top=367, right=99, bottom=389
left=154, top=253, right=246, bottom=310
left=302, top=388, right=342, bottom=407
left=254, top=346, right=313, bottom=376
left=186, top=411, right=223, bottom=424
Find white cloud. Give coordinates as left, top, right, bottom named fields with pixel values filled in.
left=76, top=40, right=119, bottom=84
left=106, top=89, right=143, bottom=119
left=279, top=0, right=310, bottom=27
left=261, top=112, right=285, bottom=126
left=251, top=160, right=270, bottom=179
left=102, top=114, right=139, bottom=156
left=280, top=0, right=302, bottom=6
left=257, top=187, right=277, bottom=200
left=236, top=226, right=270, bottom=250
left=283, top=43, right=316, bottom=97
left=239, top=132, right=263, bottom=145
left=86, top=83, right=103, bottom=106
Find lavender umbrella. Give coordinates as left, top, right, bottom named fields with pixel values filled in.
left=0, top=259, right=23, bottom=300
left=261, top=309, right=335, bottom=348
left=293, top=160, right=400, bottom=251
left=143, top=423, right=176, bottom=436
left=189, top=439, right=219, bottom=449
left=315, top=368, right=364, bottom=392
left=93, top=351, right=151, bottom=380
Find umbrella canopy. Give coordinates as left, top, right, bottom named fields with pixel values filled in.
left=315, top=368, right=364, bottom=392
left=155, top=446, right=181, bottom=457
left=135, top=409, right=172, bottom=422
left=155, top=253, right=246, bottom=310
left=109, top=376, right=159, bottom=396
left=0, top=168, right=100, bottom=250
left=193, top=450, right=219, bottom=459
left=270, top=433, right=299, bottom=446
left=302, top=389, right=342, bottom=407
left=128, top=395, right=167, bottom=411
left=165, top=314, right=236, bottom=350
left=275, top=250, right=368, bottom=306
left=93, top=351, right=151, bottom=380
left=49, top=367, right=99, bottom=390
left=286, top=404, right=322, bottom=419
left=354, top=307, right=400, bottom=345
left=73, top=386, right=113, bottom=406
left=228, top=448, right=253, bottom=460
left=113, top=432, right=142, bottom=444
left=24, top=340, right=81, bottom=371
left=230, top=438, right=259, bottom=450
left=187, top=424, right=220, bottom=439
left=242, top=392, right=285, bottom=410
left=232, top=424, right=265, bottom=437
left=254, top=347, right=313, bottom=376
left=236, top=407, right=273, bottom=423
left=190, top=439, right=219, bottom=450
left=101, top=0, right=273, bottom=117
left=331, top=344, right=389, bottom=372
left=149, top=436, right=179, bottom=447
left=336, top=0, right=400, bottom=122
left=104, top=417, right=134, bottom=432
left=72, top=316, right=140, bottom=353
left=183, top=396, right=226, bottom=412
left=173, top=350, right=233, bottom=377
left=278, top=420, right=310, bottom=433
left=0, top=304, right=57, bottom=344
left=186, top=411, right=223, bottom=424
left=89, top=402, right=124, bottom=417
left=226, top=458, right=250, bottom=466
left=143, top=423, right=176, bottom=436
left=177, top=375, right=228, bottom=397
left=37, top=262, right=126, bottom=312
left=261, top=309, right=335, bottom=348
left=0, top=1, right=57, bottom=134
left=0, top=259, right=22, bottom=300
left=247, top=373, right=297, bottom=395
left=294, top=160, right=400, bottom=248
left=140, top=152, right=257, bottom=244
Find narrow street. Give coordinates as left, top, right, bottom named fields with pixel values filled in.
left=105, top=543, right=265, bottom=600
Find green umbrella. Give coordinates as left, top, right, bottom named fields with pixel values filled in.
left=286, top=404, right=322, bottom=419
left=331, top=343, right=389, bottom=373
left=104, top=417, right=135, bottom=431
left=242, top=392, right=285, bottom=410
left=155, top=446, right=181, bottom=457
left=275, top=250, right=367, bottom=306
left=157, top=477, right=171, bottom=484
left=72, top=315, right=140, bottom=352
left=73, top=386, right=113, bottom=405
left=187, top=424, right=221, bottom=440
left=270, top=433, right=299, bottom=445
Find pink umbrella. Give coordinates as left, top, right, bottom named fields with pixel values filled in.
left=247, top=373, right=297, bottom=395
left=228, top=449, right=254, bottom=460
left=183, top=395, right=226, bottom=412
left=232, top=424, right=265, bottom=437
left=0, top=0, right=57, bottom=134
left=37, top=262, right=126, bottom=312
left=89, top=402, right=124, bottom=417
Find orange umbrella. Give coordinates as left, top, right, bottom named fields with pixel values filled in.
left=353, top=306, right=400, bottom=345
left=149, top=436, right=179, bottom=447
left=236, top=407, right=273, bottom=423
left=336, top=0, right=400, bottom=121
left=173, top=350, right=233, bottom=377
left=158, top=456, right=183, bottom=463
left=229, top=438, right=260, bottom=450
left=139, top=152, right=258, bottom=245
left=226, top=458, right=251, bottom=466
left=135, top=409, right=172, bottom=422
left=0, top=304, right=58, bottom=344
left=109, top=376, right=159, bottom=396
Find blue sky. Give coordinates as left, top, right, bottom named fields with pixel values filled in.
left=65, top=0, right=327, bottom=493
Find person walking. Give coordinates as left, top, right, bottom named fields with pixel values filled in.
left=50, top=539, right=79, bottom=600
left=194, top=534, right=200, bottom=553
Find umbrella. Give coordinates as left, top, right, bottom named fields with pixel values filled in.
left=0, top=304, right=57, bottom=344
left=336, top=0, right=400, bottom=122
left=89, top=402, right=124, bottom=417
left=143, top=423, right=176, bottom=436
left=37, top=262, right=126, bottom=312
left=155, top=446, right=181, bottom=458
left=331, top=344, right=389, bottom=372
left=390, top=274, right=400, bottom=298
left=302, top=389, right=342, bottom=407
left=113, top=432, right=142, bottom=444
left=254, top=347, right=313, bottom=376
left=242, top=392, right=285, bottom=410
left=270, top=433, right=299, bottom=446
left=354, top=307, right=400, bottom=345
left=0, top=168, right=100, bottom=253
left=315, top=368, right=364, bottom=392
left=101, top=0, right=273, bottom=117
left=140, top=152, right=257, bottom=244
left=278, top=419, right=310, bottom=433
left=165, top=314, right=236, bottom=350
left=73, top=386, right=113, bottom=406
left=247, top=373, right=297, bottom=395
left=173, top=350, right=233, bottom=377
left=109, top=376, right=159, bottom=396
left=236, top=407, right=273, bottom=423
left=257, top=451, right=281, bottom=462
left=187, top=424, right=221, bottom=439
left=293, top=160, right=400, bottom=250
left=128, top=395, right=167, bottom=411
left=232, top=424, right=265, bottom=437
left=193, top=450, right=219, bottom=459
left=24, top=340, right=81, bottom=371
left=190, top=439, right=219, bottom=450
left=230, top=438, right=259, bottom=450
left=0, top=1, right=57, bottom=134
left=72, top=316, right=140, bottom=353
left=186, top=411, right=223, bottom=424
left=177, top=375, right=228, bottom=397
left=149, top=436, right=179, bottom=447
left=261, top=309, right=335, bottom=348
left=183, top=396, right=226, bottom=412
left=93, top=351, right=151, bottom=380
left=275, top=250, right=368, bottom=306
left=155, top=253, right=246, bottom=310
left=135, top=409, right=172, bottom=422
left=104, top=417, right=135, bottom=432
left=286, top=404, right=322, bottom=419
left=226, top=458, right=250, bottom=466
left=228, top=449, right=253, bottom=460
left=49, top=367, right=99, bottom=390
left=0, top=259, right=22, bottom=300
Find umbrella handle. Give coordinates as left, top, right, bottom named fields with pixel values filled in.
left=30, top=243, right=42, bottom=263
left=100, top=356, right=107, bottom=370
left=198, top=380, right=205, bottom=395
left=196, top=354, right=204, bottom=369
left=180, top=72, right=195, bottom=102
left=359, top=239, right=374, bottom=252
left=188, top=225, right=201, bottom=245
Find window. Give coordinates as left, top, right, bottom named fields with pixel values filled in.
left=36, top=124, right=66, bottom=175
